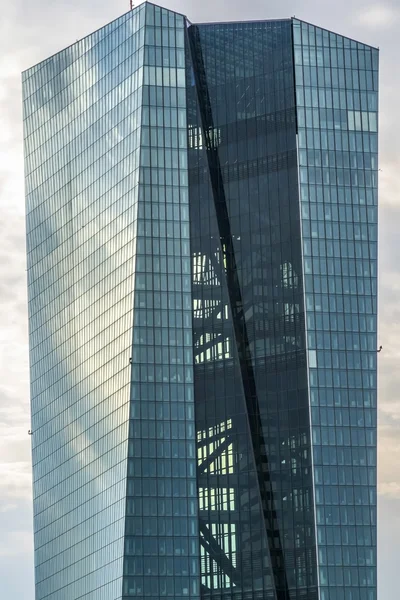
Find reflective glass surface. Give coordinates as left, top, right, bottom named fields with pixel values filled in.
left=24, top=3, right=200, bottom=599
left=294, top=18, right=378, bottom=600
left=188, top=20, right=318, bottom=600
left=23, top=7, right=378, bottom=600
left=24, top=6, right=146, bottom=599
left=122, top=4, right=200, bottom=600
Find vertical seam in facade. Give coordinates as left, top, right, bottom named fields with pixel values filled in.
left=296, top=130, right=320, bottom=599
left=292, top=16, right=320, bottom=593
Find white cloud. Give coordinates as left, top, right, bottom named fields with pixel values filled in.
left=378, top=420, right=400, bottom=500
left=0, top=503, right=18, bottom=514
left=0, top=530, right=33, bottom=557
left=0, top=462, right=32, bottom=501
left=380, top=397, right=400, bottom=422
left=358, top=5, right=399, bottom=28
left=0, top=28, right=31, bottom=511
left=379, top=160, right=400, bottom=208
left=379, top=482, right=400, bottom=499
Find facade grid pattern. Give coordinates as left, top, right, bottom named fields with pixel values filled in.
left=294, top=18, right=378, bottom=600
left=24, top=6, right=146, bottom=600
left=23, top=6, right=378, bottom=600
left=187, top=19, right=319, bottom=600
left=122, top=3, right=200, bottom=599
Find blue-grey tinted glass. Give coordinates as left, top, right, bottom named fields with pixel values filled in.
left=24, top=3, right=200, bottom=599
left=23, top=7, right=378, bottom=600
left=294, top=18, right=378, bottom=600
left=24, top=7, right=146, bottom=600
left=122, top=4, right=200, bottom=600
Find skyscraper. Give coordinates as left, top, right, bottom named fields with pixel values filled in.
left=23, top=4, right=378, bottom=600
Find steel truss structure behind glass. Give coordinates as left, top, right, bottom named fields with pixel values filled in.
left=23, top=4, right=378, bottom=600
left=187, top=19, right=317, bottom=600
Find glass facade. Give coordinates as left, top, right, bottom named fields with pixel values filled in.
left=23, top=5, right=378, bottom=600
left=187, top=20, right=318, bottom=600
left=24, top=4, right=199, bottom=599
left=123, top=4, right=199, bottom=600
left=24, top=6, right=145, bottom=598
left=294, top=19, right=378, bottom=600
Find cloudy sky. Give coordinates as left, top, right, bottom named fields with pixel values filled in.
left=0, top=0, right=399, bottom=597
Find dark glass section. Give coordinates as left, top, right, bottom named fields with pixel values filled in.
left=187, top=20, right=318, bottom=600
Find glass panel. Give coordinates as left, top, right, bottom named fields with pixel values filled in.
left=188, top=18, right=318, bottom=599
left=294, top=18, right=378, bottom=600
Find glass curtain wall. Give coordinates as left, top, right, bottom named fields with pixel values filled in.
left=294, top=18, right=378, bottom=600
left=187, top=19, right=318, bottom=600
left=23, top=7, right=379, bottom=600
left=122, top=4, right=200, bottom=600
left=23, top=6, right=146, bottom=599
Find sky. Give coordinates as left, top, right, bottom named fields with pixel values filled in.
left=0, top=0, right=399, bottom=597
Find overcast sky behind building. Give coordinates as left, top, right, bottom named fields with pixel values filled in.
left=0, top=0, right=399, bottom=597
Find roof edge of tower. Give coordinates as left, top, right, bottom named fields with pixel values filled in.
left=144, top=1, right=187, bottom=19
left=22, top=1, right=188, bottom=78
left=191, top=17, right=292, bottom=26
left=292, top=17, right=379, bottom=51
left=22, top=5, right=138, bottom=76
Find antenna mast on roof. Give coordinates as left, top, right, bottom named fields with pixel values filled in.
left=130, top=0, right=135, bottom=9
